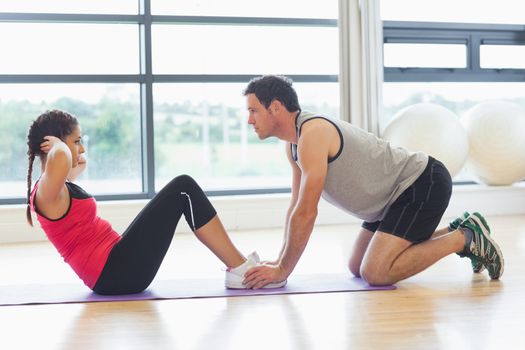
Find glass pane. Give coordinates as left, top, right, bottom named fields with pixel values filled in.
left=0, top=23, right=139, bottom=74
left=151, top=0, right=337, bottom=19
left=0, top=84, right=142, bottom=199
left=381, top=0, right=525, bottom=25
left=0, top=0, right=137, bottom=14
left=382, top=82, right=525, bottom=181
left=481, top=45, right=525, bottom=69
left=384, top=43, right=466, bottom=68
left=153, top=82, right=339, bottom=192
left=152, top=25, right=338, bottom=74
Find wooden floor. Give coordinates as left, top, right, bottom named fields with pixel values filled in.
left=1, top=214, right=525, bottom=349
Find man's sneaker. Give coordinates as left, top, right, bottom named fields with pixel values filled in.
left=458, top=215, right=503, bottom=280
left=225, top=252, right=287, bottom=289
left=449, top=211, right=470, bottom=231
left=452, top=212, right=492, bottom=273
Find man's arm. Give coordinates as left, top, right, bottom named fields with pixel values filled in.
left=272, top=142, right=302, bottom=263
left=243, top=120, right=331, bottom=288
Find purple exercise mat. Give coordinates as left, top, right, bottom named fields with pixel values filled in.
left=0, top=274, right=395, bottom=306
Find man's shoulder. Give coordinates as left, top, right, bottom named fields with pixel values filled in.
left=299, top=119, right=333, bottom=138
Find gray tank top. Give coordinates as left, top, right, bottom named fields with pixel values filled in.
left=292, top=111, right=428, bottom=222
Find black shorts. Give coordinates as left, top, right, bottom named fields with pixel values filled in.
left=361, top=157, right=452, bottom=243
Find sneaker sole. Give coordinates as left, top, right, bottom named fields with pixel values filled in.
left=225, top=280, right=287, bottom=289
left=452, top=212, right=486, bottom=273
left=471, top=212, right=491, bottom=273
left=470, top=214, right=504, bottom=279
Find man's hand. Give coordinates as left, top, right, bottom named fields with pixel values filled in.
left=243, top=264, right=287, bottom=289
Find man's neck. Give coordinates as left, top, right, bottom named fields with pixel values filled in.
left=275, top=110, right=300, bottom=144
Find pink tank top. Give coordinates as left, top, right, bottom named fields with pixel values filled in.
left=30, top=181, right=121, bottom=289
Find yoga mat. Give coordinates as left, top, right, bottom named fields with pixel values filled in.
left=0, top=274, right=395, bottom=306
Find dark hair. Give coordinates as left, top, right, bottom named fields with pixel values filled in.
left=243, top=75, right=300, bottom=112
left=26, top=109, right=78, bottom=226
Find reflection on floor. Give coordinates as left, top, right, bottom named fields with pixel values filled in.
left=1, top=215, right=524, bottom=349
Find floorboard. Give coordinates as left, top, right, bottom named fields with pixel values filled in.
left=1, top=214, right=523, bottom=349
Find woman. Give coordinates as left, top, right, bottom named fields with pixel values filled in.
left=26, top=109, right=285, bottom=294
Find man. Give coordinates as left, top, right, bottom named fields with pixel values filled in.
left=241, top=75, right=504, bottom=289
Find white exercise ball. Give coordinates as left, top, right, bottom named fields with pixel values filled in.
left=382, top=103, right=469, bottom=177
left=462, top=100, right=525, bottom=185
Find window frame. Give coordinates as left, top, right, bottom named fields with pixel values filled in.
left=383, top=20, right=525, bottom=185
left=0, top=1, right=337, bottom=204
left=4, top=14, right=522, bottom=203
left=383, top=21, right=525, bottom=82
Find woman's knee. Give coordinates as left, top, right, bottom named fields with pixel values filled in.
left=172, top=174, right=195, bottom=187
left=164, top=174, right=202, bottom=194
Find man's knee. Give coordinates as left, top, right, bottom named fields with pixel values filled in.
left=348, top=254, right=364, bottom=278
left=348, top=261, right=361, bottom=278
left=360, top=264, right=392, bottom=286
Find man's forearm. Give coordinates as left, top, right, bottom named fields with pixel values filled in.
left=276, top=205, right=295, bottom=261
left=278, top=208, right=317, bottom=277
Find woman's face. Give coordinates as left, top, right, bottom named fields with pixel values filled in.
left=64, top=125, right=85, bottom=168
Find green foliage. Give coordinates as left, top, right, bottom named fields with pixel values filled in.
left=1, top=96, right=141, bottom=181
left=3, top=94, right=338, bottom=187
left=85, top=97, right=141, bottom=178
left=0, top=101, right=50, bottom=180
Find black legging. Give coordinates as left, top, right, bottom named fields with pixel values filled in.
left=92, top=175, right=216, bottom=295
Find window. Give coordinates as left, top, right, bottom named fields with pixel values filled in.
left=0, top=1, right=339, bottom=204
left=381, top=0, right=525, bottom=182
left=0, top=1, right=136, bottom=14
left=153, top=82, right=339, bottom=192
left=0, top=84, right=142, bottom=199
left=381, top=0, right=524, bottom=25
left=0, top=23, right=138, bottom=74
left=152, top=25, right=338, bottom=75
left=480, top=45, right=525, bottom=69
left=151, top=0, right=337, bottom=18
left=383, top=43, right=466, bottom=68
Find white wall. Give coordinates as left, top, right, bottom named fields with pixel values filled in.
left=1, top=183, right=524, bottom=244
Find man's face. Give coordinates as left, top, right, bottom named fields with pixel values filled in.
left=246, top=93, right=274, bottom=140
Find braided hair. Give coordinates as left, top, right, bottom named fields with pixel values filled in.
left=26, top=110, right=78, bottom=226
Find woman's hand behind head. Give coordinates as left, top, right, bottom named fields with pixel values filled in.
left=40, top=135, right=64, bottom=155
